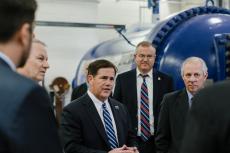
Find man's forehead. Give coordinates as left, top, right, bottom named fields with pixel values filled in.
left=183, top=69, right=203, bottom=73
left=96, top=68, right=115, bottom=74
left=136, top=46, right=155, bottom=53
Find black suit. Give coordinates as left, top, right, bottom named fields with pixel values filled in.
left=113, top=69, right=174, bottom=153
left=71, top=82, right=88, bottom=101
left=0, top=58, right=62, bottom=153
left=181, top=80, right=230, bottom=153
left=60, top=93, right=138, bottom=153
left=155, top=89, right=189, bottom=153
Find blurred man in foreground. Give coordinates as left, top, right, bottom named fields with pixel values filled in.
left=181, top=80, right=230, bottom=153
left=0, top=0, right=62, bottom=153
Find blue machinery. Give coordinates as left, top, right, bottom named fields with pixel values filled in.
left=73, top=5, right=230, bottom=90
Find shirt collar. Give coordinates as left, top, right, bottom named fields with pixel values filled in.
left=87, top=90, right=109, bottom=107
left=0, top=52, right=16, bottom=71
left=136, top=68, right=153, bottom=78
left=186, top=89, right=193, bottom=101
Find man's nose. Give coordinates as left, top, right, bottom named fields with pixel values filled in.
left=43, top=61, right=49, bottom=69
left=143, top=56, right=148, bottom=61
left=105, top=79, right=114, bottom=85
left=189, top=75, right=197, bottom=81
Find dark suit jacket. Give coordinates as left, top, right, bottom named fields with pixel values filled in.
left=0, top=58, right=62, bottom=153
left=60, top=94, right=138, bottom=153
left=155, top=89, right=189, bottom=153
left=181, top=80, right=230, bottom=153
left=71, top=82, right=88, bottom=101
left=113, top=69, right=174, bottom=134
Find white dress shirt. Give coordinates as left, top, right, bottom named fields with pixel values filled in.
left=186, top=90, right=193, bottom=108
left=87, top=90, right=119, bottom=143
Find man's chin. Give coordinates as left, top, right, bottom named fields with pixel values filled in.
left=102, top=93, right=111, bottom=98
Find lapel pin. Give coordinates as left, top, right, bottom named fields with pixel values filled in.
left=158, top=77, right=161, bottom=80
left=115, top=106, right=119, bottom=110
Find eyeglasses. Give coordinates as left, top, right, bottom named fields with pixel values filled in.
left=137, top=54, right=155, bottom=60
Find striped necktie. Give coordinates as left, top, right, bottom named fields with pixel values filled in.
left=140, top=74, right=151, bottom=141
left=102, top=103, right=118, bottom=149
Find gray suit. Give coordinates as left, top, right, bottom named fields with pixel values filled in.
left=155, top=89, right=189, bottom=153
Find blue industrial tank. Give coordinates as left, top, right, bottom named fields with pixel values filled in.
left=72, top=25, right=153, bottom=87
left=73, top=6, right=230, bottom=89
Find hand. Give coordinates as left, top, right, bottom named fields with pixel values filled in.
left=108, top=145, right=139, bottom=153
left=124, top=146, right=139, bottom=153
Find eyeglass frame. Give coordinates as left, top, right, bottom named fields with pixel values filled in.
left=135, top=53, right=156, bottom=60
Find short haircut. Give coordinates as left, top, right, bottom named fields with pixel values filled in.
left=181, top=56, right=208, bottom=77
left=0, top=0, right=37, bottom=42
left=87, top=59, right=117, bottom=76
left=135, top=41, right=156, bottom=53
left=136, top=41, right=153, bottom=49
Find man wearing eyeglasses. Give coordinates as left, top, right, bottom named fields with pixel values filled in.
left=113, top=41, right=174, bottom=153
left=155, top=57, right=208, bottom=153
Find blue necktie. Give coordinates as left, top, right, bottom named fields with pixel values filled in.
left=102, top=103, right=118, bottom=149
left=140, top=74, right=151, bottom=141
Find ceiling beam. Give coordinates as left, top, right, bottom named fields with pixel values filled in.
left=36, top=20, right=125, bottom=31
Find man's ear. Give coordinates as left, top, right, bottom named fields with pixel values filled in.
left=205, top=72, right=208, bottom=79
left=16, top=23, right=31, bottom=47
left=87, top=75, right=93, bottom=85
left=87, top=75, right=92, bottom=81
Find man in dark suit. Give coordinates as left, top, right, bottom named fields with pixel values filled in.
left=0, top=0, right=62, bottom=153
left=61, top=59, right=139, bottom=153
left=181, top=80, right=230, bottom=153
left=71, top=82, right=88, bottom=101
left=155, top=57, right=208, bottom=153
left=71, top=63, right=88, bottom=101
left=113, top=41, right=174, bottom=153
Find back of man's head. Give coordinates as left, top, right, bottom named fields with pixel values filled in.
left=0, top=0, right=37, bottom=43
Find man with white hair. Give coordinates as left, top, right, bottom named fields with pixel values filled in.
left=155, top=57, right=208, bottom=153
left=17, top=39, right=50, bottom=83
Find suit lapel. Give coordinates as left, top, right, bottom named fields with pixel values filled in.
left=131, top=70, right=138, bottom=113
left=83, top=95, right=111, bottom=148
left=152, top=69, right=159, bottom=111
left=108, top=99, right=123, bottom=146
left=176, top=89, right=189, bottom=123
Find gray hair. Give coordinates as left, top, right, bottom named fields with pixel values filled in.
left=181, top=57, right=208, bottom=77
